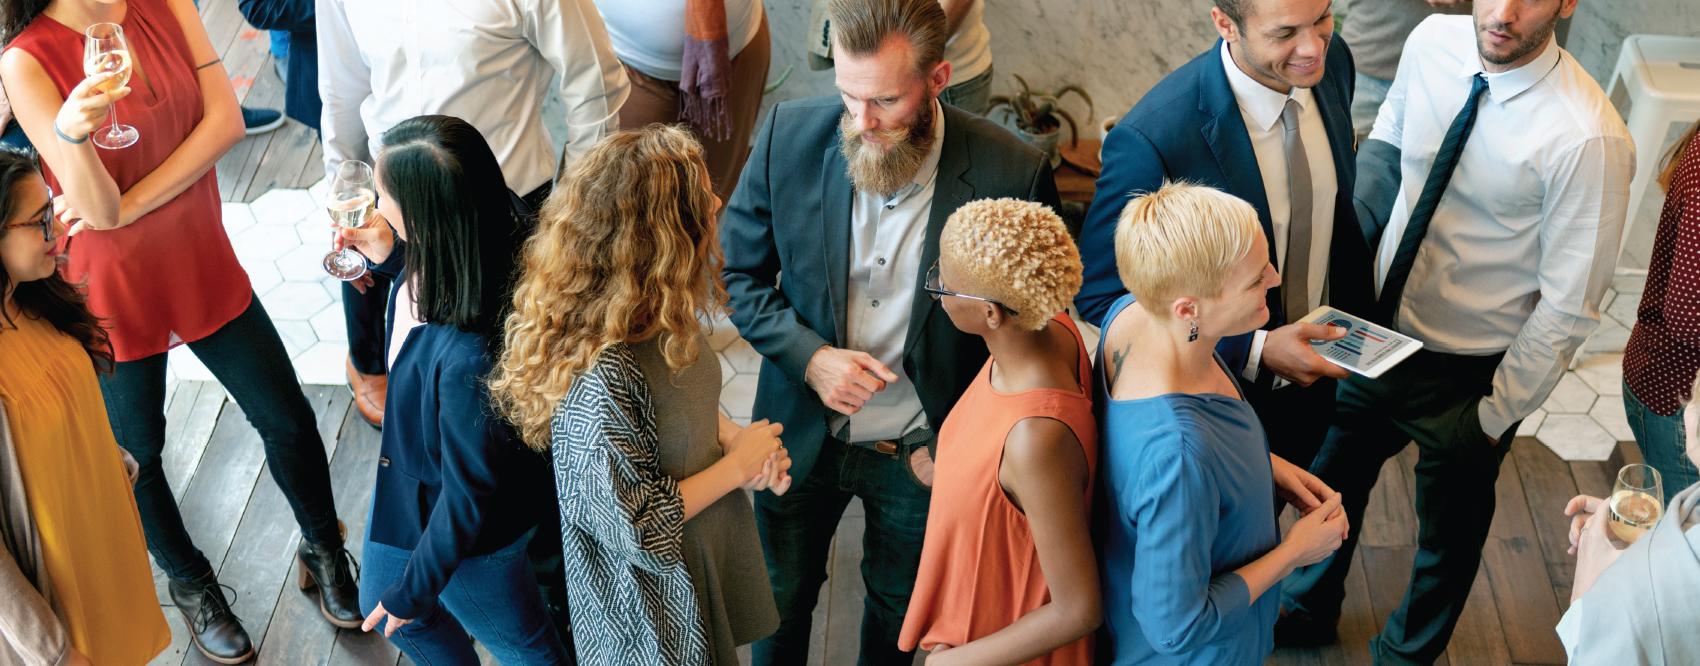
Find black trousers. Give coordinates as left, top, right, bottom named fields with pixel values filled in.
left=1280, top=349, right=1520, bottom=665
left=100, top=295, right=341, bottom=582
left=1244, top=374, right=1338, bottom=471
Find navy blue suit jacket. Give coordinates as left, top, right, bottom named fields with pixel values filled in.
left=1074, top=39, right=1374, bottom=374
left=721, top=98, right=1059, bottom=484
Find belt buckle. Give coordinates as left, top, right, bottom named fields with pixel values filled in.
left=874, top=440, right=899, bottom=455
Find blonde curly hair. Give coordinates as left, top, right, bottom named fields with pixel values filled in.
left=490, top=125, right=727, bottom=450
left=938, top=198, right=1082, bottom=331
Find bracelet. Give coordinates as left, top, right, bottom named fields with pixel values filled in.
left=53, top=122, right=88, bottom=145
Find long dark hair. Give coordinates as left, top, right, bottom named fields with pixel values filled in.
left=0, top=0, right=49, bottom=46
left=378, top=115, right=528, bottom=339
left=0, top=149, right=112, bottom=368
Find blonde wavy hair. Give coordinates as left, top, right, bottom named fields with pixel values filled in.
left=490, top=125, right=727, bottom=450
left=939, top=198, right=1082, bottom=331
left=1115, top=181, right=1262, bottom=319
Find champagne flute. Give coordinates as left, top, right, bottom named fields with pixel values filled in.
left=321, top=160, right=375, bottom=281
left=1608, top=463, right=1663, bottom=544
left=82, top=23, right=138, bottom=150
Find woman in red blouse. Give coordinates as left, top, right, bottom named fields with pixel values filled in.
left=1623, top=119, right=1700, bottom=501
left=0, top=0, right=359, bottom=661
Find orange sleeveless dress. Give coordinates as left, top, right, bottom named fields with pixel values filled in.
left=898, top=314, right=1098, bottom=665
left=7, top=0, right=253, bottom=362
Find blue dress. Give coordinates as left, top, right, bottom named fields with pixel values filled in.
left=1094, top=294, right=1280, bottom=665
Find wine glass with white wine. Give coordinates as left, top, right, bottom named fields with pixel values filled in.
left=82, top=22, right=138, bottom=150
left=321, top=160, right=375, bottom=281
left=1608, top=463, right=1663, bottom=544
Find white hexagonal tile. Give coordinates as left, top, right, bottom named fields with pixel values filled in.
left=251, top=188, right=318, bottom=227
left=1588, top=321, right=1631, bottom=354
left=705, top=319, right=741, bottom=352
left=309, top=305, right=348, bottom=342
left=1517, top=409, right=1547, bottom=437
left=720, top=373, right=758, bottom=421
left=1573, top=353, right=1624, bottom=397
left=295, top=218, right=334, bottom=247
left=1605, top=291, right=1639, bottom=329
left=306, top=178, right=329, bottom=208
left=717, top=351, right=735, bottom=387
left=1612, top=274, right=1646, bottom=296
left=722, top=339, right=763, bottom=374
left=1541, top=373, right=1598, bottom=414
left=291, top=341, right=347, bottom=385
left=246, top=262, right=284, bottom=296
left=1537, top=414, right=1618, bottom=461
left=260, top=282, right=333, bottom=321
left=274, top=320, right=318, bottom=358
left=277, top=244, right=336, bottom=283
left=167, top=345, right=214, bottom=382
left=1588, top=395, right=1634, bottom=443
left=231, top=224, right=302, bottom=265
left=222, top=202, right=256, bottom=236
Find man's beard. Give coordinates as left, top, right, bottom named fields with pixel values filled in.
left=838, top=103, right=937, bottom=197
left=1476, top=14, right=1557, bottom=67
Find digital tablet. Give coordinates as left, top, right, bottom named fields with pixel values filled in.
left=1297, top=306, right=1424, bottom=379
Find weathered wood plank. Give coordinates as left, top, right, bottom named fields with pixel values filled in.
left=1482, top=444, right=1568, bottom=665
left=326, top=406, right=402, bottom=666
left=162, top=381, right=227, bottom=502
left=1510, top=439, right=1585, bottom=608
left=1360, top=443, right=1418, bottom=548
left=1444, top=565, right=1513, bottom=666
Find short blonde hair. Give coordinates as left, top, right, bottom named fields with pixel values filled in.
left=939, top=198, right=1082, bottom=331
left=1114, top=182, right=1262, bottom=318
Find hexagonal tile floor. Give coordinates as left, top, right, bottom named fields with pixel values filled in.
left=178, top=185, right=1647, bottom=463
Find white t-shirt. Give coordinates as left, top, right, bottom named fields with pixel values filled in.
left=593, top=0, right=765, bottom=82
left=943, top=0, right=991, bottom=82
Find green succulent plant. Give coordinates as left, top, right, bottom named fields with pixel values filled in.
left=988, top=74, right=1095, bottom=146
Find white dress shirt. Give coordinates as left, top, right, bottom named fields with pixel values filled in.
left=830, top=100, right=946, bottom=443
left=1220, top=42, right=1339, bottom=382
left=592, top=0, right=765, bottom=82
left=317, top=0, right=630, bottom=195
left=1370, top=15, right=1635, bottom=438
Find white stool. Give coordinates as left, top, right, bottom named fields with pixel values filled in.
left=1573, top=35, right=1700, bottom=368
left=1607, top=34, right=1700, bottom=266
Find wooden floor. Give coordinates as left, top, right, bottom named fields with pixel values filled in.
left=202, top=0, right=323, bottom=203
left=149, top=379, right=1626, bottom=665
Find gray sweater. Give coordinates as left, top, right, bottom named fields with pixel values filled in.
left=1342, top=0, right=1471, bottom=80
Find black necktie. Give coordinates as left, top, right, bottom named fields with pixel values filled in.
left=1377, top=73, right=1489, bottom=324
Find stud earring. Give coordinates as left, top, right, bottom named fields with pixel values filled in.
left=1187, top=319, right=1199, bottom=342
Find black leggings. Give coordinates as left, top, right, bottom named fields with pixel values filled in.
left=99, top=294, right=341, bottom=582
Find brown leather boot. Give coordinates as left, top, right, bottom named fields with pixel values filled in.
left=346, top=357, right=386, bottom=428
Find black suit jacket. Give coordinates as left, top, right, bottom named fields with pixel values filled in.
left=1073, top=39, right=1374, bottom=373
left=721, top=97, right=1060, bottom=483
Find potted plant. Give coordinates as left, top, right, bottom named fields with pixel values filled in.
left=988, top=74, right=1094, bottom=168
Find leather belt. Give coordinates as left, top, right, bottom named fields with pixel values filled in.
left=840, top=427, right=933, bottom=457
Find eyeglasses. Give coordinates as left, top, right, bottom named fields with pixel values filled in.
left=3, top=186, right=56, bottom=244
left=923, top=261, right=1019, bottom=315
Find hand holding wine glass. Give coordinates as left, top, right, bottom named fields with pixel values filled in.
left=322, top=160, right=376, bottom=280
left=1607, top=463, right=1663, bottom=544
left=53, top=71, right=129, bottom=145
left=82, top=22, right=138, bottom=150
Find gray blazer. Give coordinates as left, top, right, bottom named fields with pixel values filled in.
left=720, top=97, right=1060, bottom=483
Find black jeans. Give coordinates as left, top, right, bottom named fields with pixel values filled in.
left=1280, top=349, right=1519, bottom=665
left=100, top=295, right=342, bottom=582
left=751, top=436, right=932, bottom=666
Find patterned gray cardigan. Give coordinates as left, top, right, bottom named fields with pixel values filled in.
left=553, top=343, right=710, bottom=665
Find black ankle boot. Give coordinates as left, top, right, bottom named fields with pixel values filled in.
left=297, top=537, right=362, bottom=629
left=168, top=573, right=254, bottom=664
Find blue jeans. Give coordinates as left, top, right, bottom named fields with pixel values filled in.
left=0, top=121, right=31, bottom=150
left=751, top=437, right=932, bottom=666
left=359, top=530, right=568, bottom=665
left=1351, top=72, right=1393, bottom=140
left=1624, top=382, right=1700, bottom=502
left=939, top=67, right=994, bottom=116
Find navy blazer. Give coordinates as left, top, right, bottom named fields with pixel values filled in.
left=1074, top=39, right=1374, bottom=373
left=368, top=318, right=553, bottom=619
left=236, top=0, right=318, bottom=129
left=721, top=97, right=1060, bottom=484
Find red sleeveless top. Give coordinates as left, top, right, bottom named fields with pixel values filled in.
left=899, top=314, right=1099, bottom=665
left=7, top=0, right=251, bottom=362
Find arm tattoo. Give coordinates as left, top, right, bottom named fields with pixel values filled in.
left=1110, top=345, right=1130, bottom=385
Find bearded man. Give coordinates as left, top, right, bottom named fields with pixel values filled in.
left=719, top=0, right=1056, bottom=662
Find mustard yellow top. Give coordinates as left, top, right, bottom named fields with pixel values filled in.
left=0, top=312, right=168, bottom=665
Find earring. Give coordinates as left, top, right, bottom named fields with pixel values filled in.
left=1187, top=319, right=1199, bottom=343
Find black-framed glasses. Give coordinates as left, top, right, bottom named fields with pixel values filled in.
left=3, top=186, right=56, bottom=244
left=923, top=261, right=1019, bottom=315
